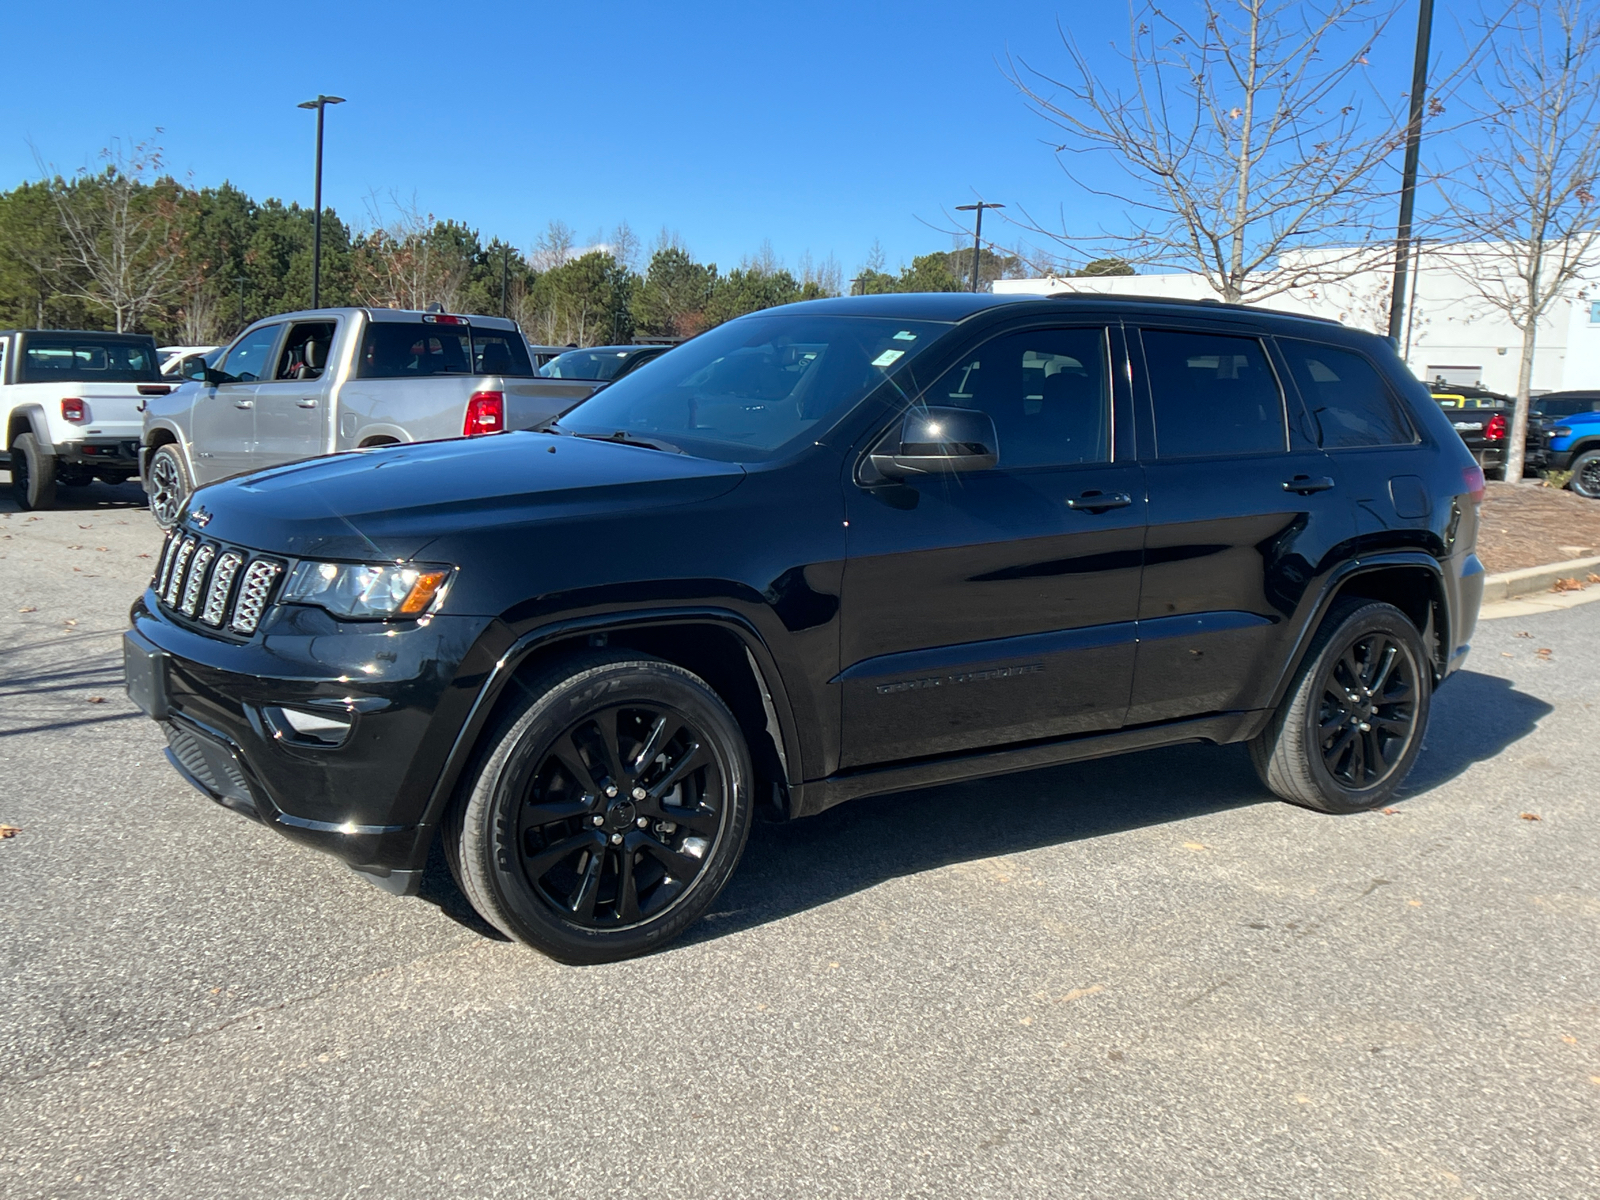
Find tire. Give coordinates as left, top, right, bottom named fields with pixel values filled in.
left=145, top=444, right=190, bottom=529
left=1249, top=599, right=1432, bottom=814
left=1570, top=449, right=1600, bottom=500
left=446, top=651, right=754, bottom=964
left=8, top=432, right=57, bottom=511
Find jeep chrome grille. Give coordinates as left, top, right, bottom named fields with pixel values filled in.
left=154, top=533, right=285, bottom=638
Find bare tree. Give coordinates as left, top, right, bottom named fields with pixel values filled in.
left=1436, top=0, right=1600, bottom=482
left=41, top=137, right=180, bottom=332
left=354, top=193, right=472, bottom=312
left=1007, top=1, right=1419, bottom=304
left=530, top=219, right=576, bottom=272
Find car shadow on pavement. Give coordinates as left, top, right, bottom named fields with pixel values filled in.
left=0, top=474, right=148, bottom=514
left=686, top=667, right=1550, bottom=947
left=403, top=669, right=1549, bottom=950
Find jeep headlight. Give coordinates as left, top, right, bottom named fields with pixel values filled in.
left=281, top=561, right=453, bottom=619
left=1551, top=426, right=1573, bottom=438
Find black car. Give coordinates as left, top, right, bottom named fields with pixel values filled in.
left=1430, top=386, right=1545, bottom=475
left=125, top=293, right=1485, bottom=963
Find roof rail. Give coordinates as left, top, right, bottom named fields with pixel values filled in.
left=1041, top=290, right=1344, bottom=325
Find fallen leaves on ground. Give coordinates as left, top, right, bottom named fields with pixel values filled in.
left=1590, top=573, right=1600, bottom=583
left=0, top=825, right=19, bottom=839
left=65, top=544, right=81, bottom=550
left=87, top=696, right=105, bottom=704
left=1552, top=577, right=1585, bottom=592
left=17, top=606, right=36, bottom=613
left=1519, top=812, right=1542, bottom=821
left=1537, top=648, right=1553, bottom=658
left=1381, top=807, right=1400, bottom=815
left=1515, top=630, right=1532, bottom=638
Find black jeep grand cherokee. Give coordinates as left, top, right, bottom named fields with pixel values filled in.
left=125, top=293, right=1485, bottom=963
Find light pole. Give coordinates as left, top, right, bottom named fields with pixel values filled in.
left=955, top=202, right=1004, bottom=292
left=1387, top=0, right=1433, bottom=343
left=297, top=94, right=345, bottom=309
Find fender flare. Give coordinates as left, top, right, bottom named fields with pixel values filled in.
left=5, top=404, right=51, bottom=450
left=1263, top=551, right=1449, bottom=714
left=139, top=420, right=196, bottom=483
left=415, top=606, right=803, bottom=832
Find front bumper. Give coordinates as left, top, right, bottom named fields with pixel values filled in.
left=1546, top=448, right=1574, bottom=471
left=127, top=595, right=505, bottom=885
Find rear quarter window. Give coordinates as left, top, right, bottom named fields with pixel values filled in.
left=1280, top=339, right=1414, bottom=448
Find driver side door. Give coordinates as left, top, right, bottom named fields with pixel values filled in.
left=192, top=323, right=282, bottom=483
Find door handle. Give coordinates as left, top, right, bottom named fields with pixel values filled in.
left=1282, top=475, right=1334, bottom=494
left=1066, top=490, right=1133, bottom=511
left=296, top=398, right=318, bottom=408
left=233, top=400, right=253, bottom=410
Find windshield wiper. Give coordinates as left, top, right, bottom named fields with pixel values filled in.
left=571, top=430, right=686, bottom=454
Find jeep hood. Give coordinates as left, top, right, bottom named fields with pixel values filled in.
left=184, top=431, right=746, bottom=561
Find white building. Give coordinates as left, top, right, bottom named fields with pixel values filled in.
left=993, top=242, right=1600, bottom=395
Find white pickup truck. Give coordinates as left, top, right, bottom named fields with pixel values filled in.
left=2, top=329, right=171, bottom=510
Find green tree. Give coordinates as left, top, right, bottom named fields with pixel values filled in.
left=632, top=245, right=714, bottom=338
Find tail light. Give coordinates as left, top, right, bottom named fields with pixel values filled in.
left=1462, top=463, right=1485, bottom=505
left=1485, top=413, right=1507, bottom=441
left=61, top=398, right=87, bottom=422
left=463, top=391, right=505, bottom=436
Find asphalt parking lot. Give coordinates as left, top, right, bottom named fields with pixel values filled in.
left=2, top=481, right=1598, bottom=1200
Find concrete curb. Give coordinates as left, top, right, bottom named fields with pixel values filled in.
left=1480, top=555, right=1600, bottom=603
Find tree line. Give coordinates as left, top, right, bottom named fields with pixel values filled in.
left=0, top=141, right=1080, bottom=348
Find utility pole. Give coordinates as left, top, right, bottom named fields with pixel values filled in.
left=297, top=94, right=346, bottom=309
left=1402, top=236, right=1425, bottom=364
left=1387, top=0, right=1433, bottom=343
left=955, top=202, right=1004, bottom=292
left=849, top=275, right=865, bottom=296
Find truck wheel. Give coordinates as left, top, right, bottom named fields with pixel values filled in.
left=446, top=651, right=753, bottom=964
left=1249, top=599, right=1432, bottom=814
left=145, top=445, right=190, bottom=528
left=8, top=432, right=57, bottom=511
left=1570, top=449, right=1600, bottom=500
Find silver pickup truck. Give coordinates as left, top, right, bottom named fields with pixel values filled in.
left=140, top=307, right=598, bottom=527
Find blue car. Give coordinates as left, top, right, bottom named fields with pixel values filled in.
left=1536, top=390, right=1600, bottom=499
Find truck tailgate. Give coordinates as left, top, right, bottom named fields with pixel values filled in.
left=61, top=383, right=171, bottom=440
left=504, top=379, right=601, bottom=430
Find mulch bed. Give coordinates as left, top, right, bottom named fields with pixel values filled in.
left=1476, top=481, right=1600, bottom=574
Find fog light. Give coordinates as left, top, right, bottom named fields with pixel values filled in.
left=265, top=706, right=352, bottom=747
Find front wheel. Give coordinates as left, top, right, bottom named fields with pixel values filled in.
left=447, top=652, right=754, bottom=964
left=145, top=445, right=190, bottom=529
left=1249, top=600, right=1432, bottom=813
left=1570, top=449, right=1600, bottom=500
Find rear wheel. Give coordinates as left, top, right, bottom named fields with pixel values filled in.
left=8, top=432, right=57, bottom=511
left=447, top=652, right=753, bottom=964
left=1250, top=600, right=1432, bottom=813
left=1570, top=449, right=1600, bottom=500
left=145, top=445, right=190, bottom=528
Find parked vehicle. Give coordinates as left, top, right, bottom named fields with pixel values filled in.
left=525, top=342, right=571, bottom=369
left=538, top=344, right=672, bottom=384
left=1431, top=387, right=1544, bottom=476
left=141, top=308, right=602, bottom=528
left=2, top=329, right=170, bottom=509
left=1536, top=390, right=1600, bottom=498
left=125, top=292, right=1484, bottom=963
left=158, top=345, right=220, bottom=377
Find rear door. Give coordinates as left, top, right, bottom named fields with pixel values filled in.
left=191, top=323, right=282, bottom=482
left=1129, top=324, right=1345, bottom=724
left=253, top=319, right=337, bottom=469
left=838, top=322, right=1146, bottom=768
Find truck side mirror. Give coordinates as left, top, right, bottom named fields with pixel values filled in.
left=868, top=406, right=1000, bottom=480
left=180, top=355, right=208, bottom=382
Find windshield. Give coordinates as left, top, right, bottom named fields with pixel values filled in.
left=540, top=348, right=647, bottom=381
left=20, top=336, right=160, bottom=383
left=556, top=314, right=949, bottom=462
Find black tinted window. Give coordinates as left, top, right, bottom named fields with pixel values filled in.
left=922, top=327, right=1111, bottom=468
left=1141, top=330, right=1285, bottom=458
left=471, top=330, right=534, bottom=376
left=358, top=324, right=471, bottom=378
left=20, top=337, right=160, bottom=383
left=1533, top=396, right=1600, bottom=418
left=1280, top=339, right=1413, bottom=448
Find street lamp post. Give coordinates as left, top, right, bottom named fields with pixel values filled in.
left=955, top=202, right=1004, bottom=293
left=297, top=94, right=345, bottom=310
left=1387, top=0, right=1433, bottom=343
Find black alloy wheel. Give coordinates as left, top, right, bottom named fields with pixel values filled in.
left=1314, top=631, right=1419, bottom=790
left=516, top=703, right=725, bottom=927
left=1570, top=449, right=1600, bottom=500
left=448, top=652, right=753, bottom=963
left=1250, top=599, right=1432, bottom=813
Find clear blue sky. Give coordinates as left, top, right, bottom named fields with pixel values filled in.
left=2, top=0, right=1427, bottom=277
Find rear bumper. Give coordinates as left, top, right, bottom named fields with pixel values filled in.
left=56, top=437, right=142, bottom=471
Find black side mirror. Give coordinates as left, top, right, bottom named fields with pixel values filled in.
left=869, top=406, right=999, bottom=480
